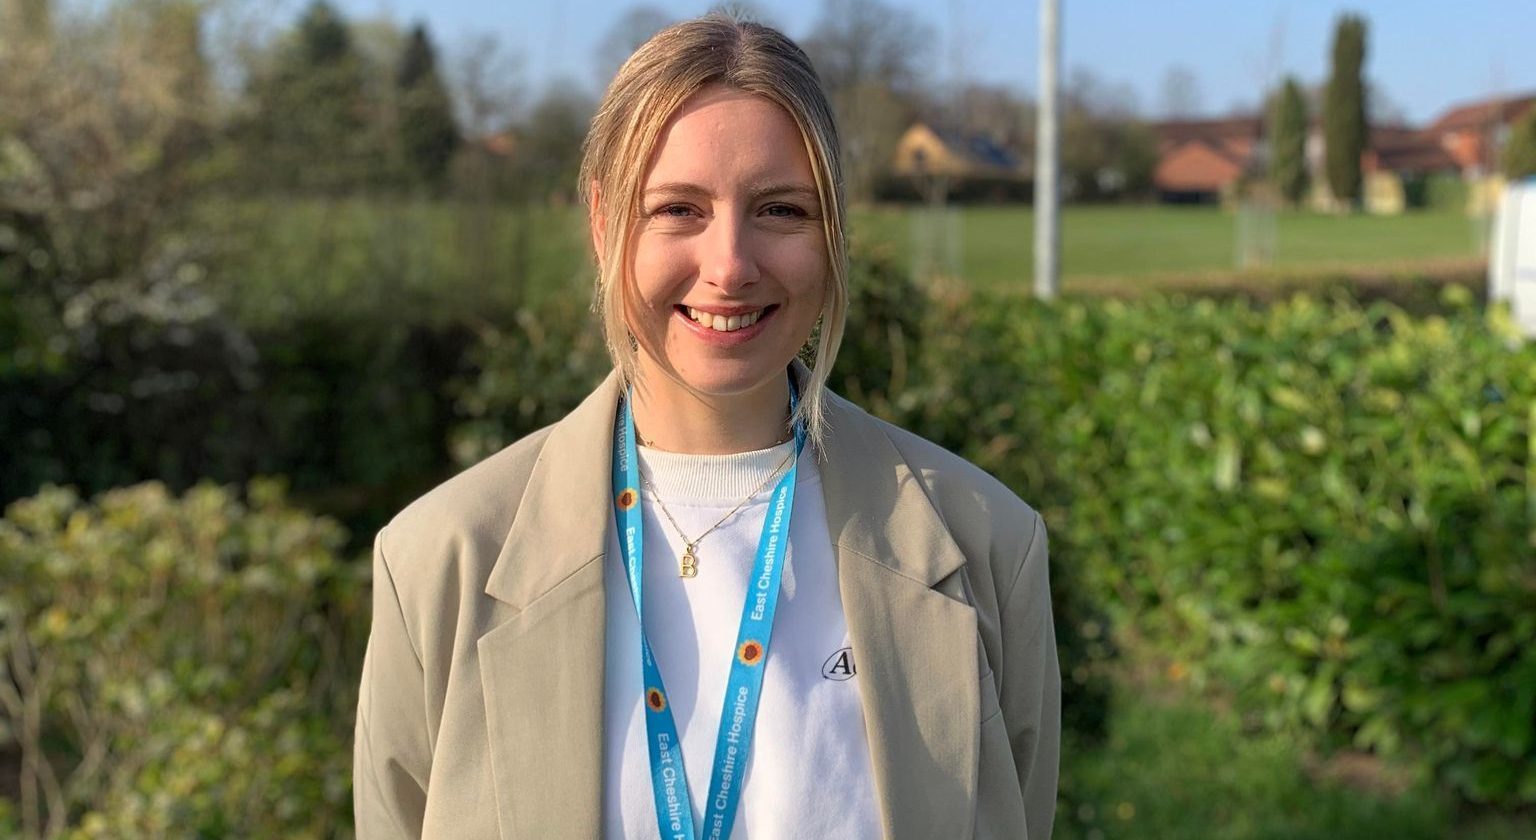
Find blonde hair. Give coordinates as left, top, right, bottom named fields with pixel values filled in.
left=578, top=13, right=847, bottom=453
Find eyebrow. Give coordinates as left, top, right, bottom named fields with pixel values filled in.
left=641, top=182, right=821, bottom=203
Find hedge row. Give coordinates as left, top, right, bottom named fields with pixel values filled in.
left=871, top=285, right=1535, bottom=806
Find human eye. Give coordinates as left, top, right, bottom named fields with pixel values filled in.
left=651, top=203, right=698, bottom=219
left=762, top=203, right=807, bottom=218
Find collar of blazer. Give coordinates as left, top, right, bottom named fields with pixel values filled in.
left=476, top=361, right=983, bottom=839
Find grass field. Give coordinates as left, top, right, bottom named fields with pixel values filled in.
left=854, top=204, right=1486, bottom=291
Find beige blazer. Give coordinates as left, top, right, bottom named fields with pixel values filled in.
left=353, top=368, right=1061, bottom=839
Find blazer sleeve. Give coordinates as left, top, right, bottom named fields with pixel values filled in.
left=1000, top=511, right=1061, bottom=840
left=354, top=528, right=432, bottom=839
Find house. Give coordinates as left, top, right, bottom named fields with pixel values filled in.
left=889, top=123, right=1030, bottom=201
left=1150, top=115, right=1460, bottom=213
left=1150, top=117, right=1264, bottom=204
left=1361, top=126, right=1460, bottom=213
left=478, top=131, right=518, bottom=159
left=1426, top=93, right=1536, bottom=176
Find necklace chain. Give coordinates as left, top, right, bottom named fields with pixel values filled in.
left=637, top=428, right=792, bottom=451
left=638, top=446, right=796, bottom=578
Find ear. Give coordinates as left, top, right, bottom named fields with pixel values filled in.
left=587, top=180, right=606, bottom=267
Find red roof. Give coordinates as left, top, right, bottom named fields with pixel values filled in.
left=1368, top=127, right=1458, bottom=173
left=1428, top=94, right=1536, bottom=134
left=1155, top=140, right=1246, bottom=192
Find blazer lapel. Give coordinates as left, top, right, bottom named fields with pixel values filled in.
left=478, top=375, right=619, bottom=838
left=819, top=388, right=982, bottom=840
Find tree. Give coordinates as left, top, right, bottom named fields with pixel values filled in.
left=448, top=33, right=521, bottom=140
left=1057, top=67, right=1152, bottom=202
left=518, top=80, right=595, bottom=204
left=1269, top=75, right=1308, bottom=206
left=236, top=0, right=383, bottom=194
left=803, top=0, right=931, bottom=203
left=1366, top=79, right=1407, bottom=125
left=443, top=33, right=521, bottom=201
left=1159, top=65, right=1203, bottom=119
left=397, top=23, right=460, bottom=190
left=1, top=0, right=54, bottom=47
left=950, top=82, right=1034, bottom=156
left=1064, top=66, right=1139, bottom=120
left=0, top=0, right=260, bottom=608
left=1324, top=13, right=1368, bottom=209
left=594, top=5, right=673, bottom=89
left=1505, top=107, right=1536, bottom=179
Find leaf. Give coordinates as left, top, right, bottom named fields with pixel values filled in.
left=1302, top=667, right=1337, bottom=728
left=1214, top=436, right=1241, bottom=492
left=1268, top=385, right=1313, bottom=414
left=1341, top=681, right=1380, bottom=713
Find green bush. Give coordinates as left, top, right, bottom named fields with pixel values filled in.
left=448, top=295, right=612, bottom=467
left=0, top=297, right=478, bottom=551
left=888, top=286, right=1536, bottom=806
left=1422, top=173, right=1469, bottom=212
left=0, top=480, right=366, bottom=837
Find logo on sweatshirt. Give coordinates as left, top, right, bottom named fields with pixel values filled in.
left=821, top=647, right=856, bottom=681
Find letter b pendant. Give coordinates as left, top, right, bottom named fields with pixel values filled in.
left=679, top=547, right=698, bottom=578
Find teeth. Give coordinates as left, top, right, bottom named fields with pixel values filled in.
left=686, top=307, right=765, bottom=332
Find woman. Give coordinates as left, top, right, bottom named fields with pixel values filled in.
left=353, top=14, right=1059, bottom=840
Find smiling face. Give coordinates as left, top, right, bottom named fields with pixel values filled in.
left=620, top=84, right=827, bottom=406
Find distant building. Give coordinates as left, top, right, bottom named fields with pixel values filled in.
left=477, top=131, right=519, bottom=159
left=1150, top=112, right=1465, bottom=213
left=1150, top=117, right=1263, bottom=204
left=1426, top=93, right=1536, bottom=177
left=890, top=123, right=1030, bottom=201
left=1360, top=126, right=1459, bottom=213
left=893, top=123, right=1026, bottom=179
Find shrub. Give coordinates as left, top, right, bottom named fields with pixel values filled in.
left=0, top=480, right=366, bottom=837
left=892, top=287, right=1536, bottom=806
left=1422, top=173, right=1469, bottom=212
left=448, top=294, right=612, bottom=467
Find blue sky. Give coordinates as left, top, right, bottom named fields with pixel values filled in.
left=313, top=0, right=1536, bottom=125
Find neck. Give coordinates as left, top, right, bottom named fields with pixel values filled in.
left=630, top=367, right=791, bottom=456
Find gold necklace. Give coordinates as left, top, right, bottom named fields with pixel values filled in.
left=638, top=447, right=796, bottom=578
left=637, top=429, right=793, bottom=451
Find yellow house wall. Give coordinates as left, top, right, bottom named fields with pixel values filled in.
left=1307, top=172, right=1406, bottom=214
left=1365, top=172, right=1405, bottom=215
left=893, top=126, right=999, bottom=178
left=1469, top=175, right=1508, bottom=217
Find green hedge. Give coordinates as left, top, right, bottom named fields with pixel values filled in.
left=0, top=480, right=365, bottom=837
left=0, top=300, right=473, bottom=551
left=878, top=286, right=1536, bottom=806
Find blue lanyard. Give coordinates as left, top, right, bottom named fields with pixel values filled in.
left=611, top=382, right=804, bottom=840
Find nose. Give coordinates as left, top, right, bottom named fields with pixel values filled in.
left=699, top=211, right=760, bottom=292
